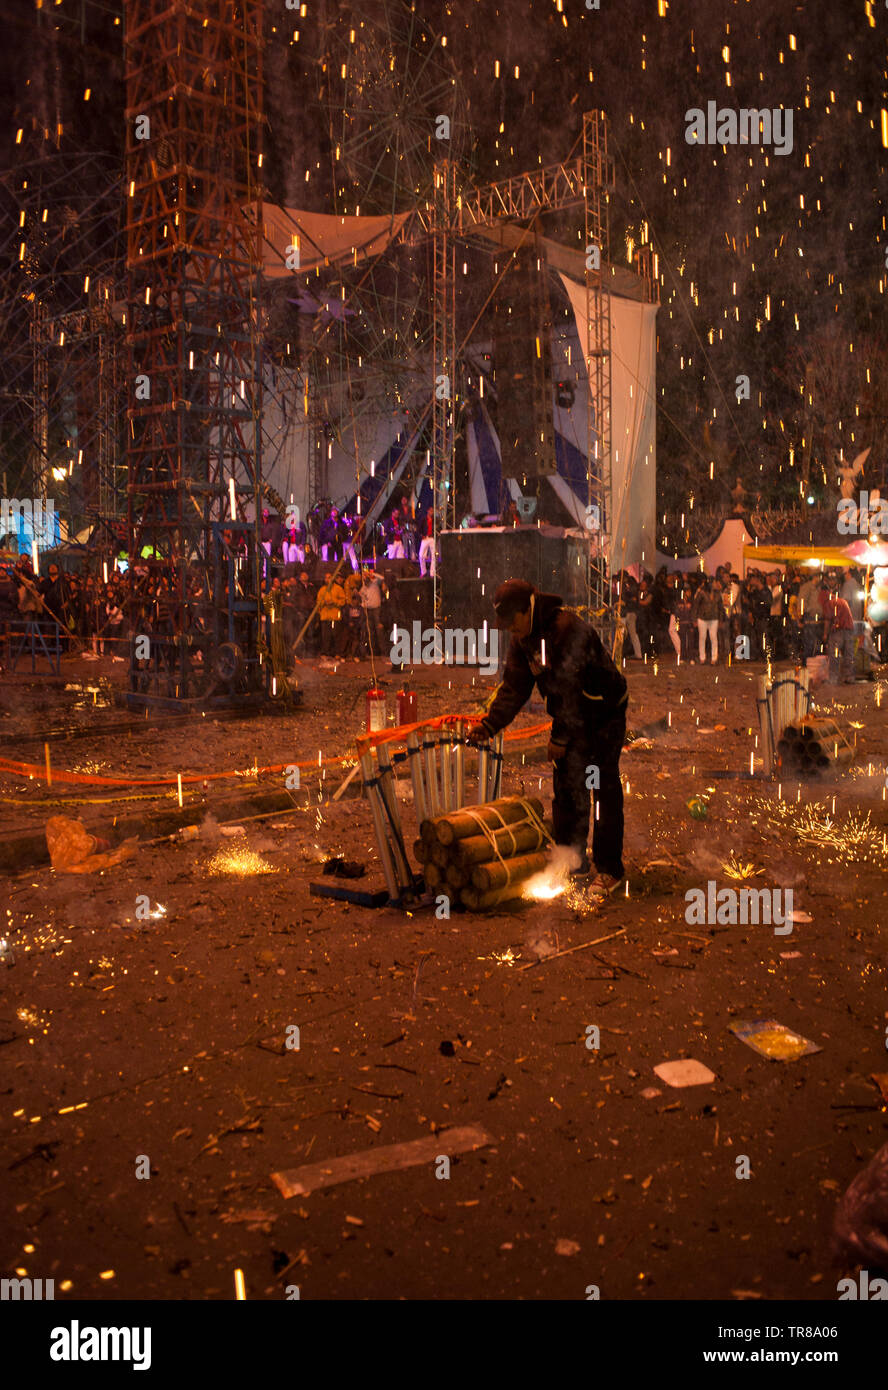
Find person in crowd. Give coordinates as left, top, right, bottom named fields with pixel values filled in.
left=840, top=567, right=864, bottom=622
left=635, top=575, right=654, bottom=656
left=360, top=568, right=387, bottom=656
left=651, top=568, right=681, bottom=661
left=819, top=577, right=856, bottom=684
left=616, top=573, right=642, bottom=660
left=398, top=497, right=418, bottom=561
left=418, top=512, right=436, bottom=577
left=467, top=578, right=628, bottom=898
left=341, top=568, right=364, bottom=660
left=744, top=571, right=772, bottom=660
left=318, top=507, right=346, bottom=563
left=385, top=507, right=405, bottom=560
left=260, top=508, right=282, bottom=560
left=316, top=571, right=346, bottom=657
left=292, top=570, right=317, bottom=654
left=14, top=558, right=42, bottom=619
left=675, top=580, right=696, bottom=663
left=100, top=584, right=125, bottom=659
left=282, top=515, right=307, bottom=568
left=691, top=576, right=721, bottom=664
left=798, top=568, right=823, bottom=659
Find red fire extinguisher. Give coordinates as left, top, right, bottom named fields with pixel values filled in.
left=366, top=686, right=387, bottom=732
left=397, top=688, right=417, bottom=727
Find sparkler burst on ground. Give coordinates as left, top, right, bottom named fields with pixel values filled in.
left=752, top=797, right=888, bottom=866
left=207, top=847, right=278, bottom=877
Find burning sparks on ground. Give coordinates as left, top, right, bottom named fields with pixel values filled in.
left=477, top=947, right=520, bottom=966
left=207, top=846, right=277, bottom=876
left=723, top=855, right=763, bottom=881
left=753, top=797, right=887, bottom=865
left=522, top=849, right=604, bottom=915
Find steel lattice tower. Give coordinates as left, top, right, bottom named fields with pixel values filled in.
left=124, top=0, right=264, bottom=697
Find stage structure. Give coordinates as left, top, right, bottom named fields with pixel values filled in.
left=124, top=0, right=269, bottom=706
left=417, top=111, right=618, bottom=619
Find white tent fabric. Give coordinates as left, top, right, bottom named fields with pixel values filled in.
left=258, top=204, right=411, bottom=277
left=559, top=275, right=657, bottom=569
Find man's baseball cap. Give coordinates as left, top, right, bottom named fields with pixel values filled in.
left=493, top=578, right=536, bottom=620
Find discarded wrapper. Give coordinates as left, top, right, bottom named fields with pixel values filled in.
left=653, top=1059, right=716, bottom=1088
left=46, top=816, right=138, bottom=875
left=729, top=1019, right=821, bottom=1062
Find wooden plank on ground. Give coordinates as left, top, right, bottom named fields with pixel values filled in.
left=271, top=1123, right=494, bottom=1199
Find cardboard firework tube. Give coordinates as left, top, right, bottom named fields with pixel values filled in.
left=430, top=840, right=450, bottom=868
left=454, top=819, right=549, bottom=867
left=424, top=861, right=442, bottom=888
left=460, top=879, right=532, bottom=911
left=375, top=742, right=412, bottom=890
left=800, top=716, right=841, bottom=736
left=471, top=849, right=550, bottom=893
left=359, top=750, right=399, bottom=901
left=406, top=731, right=428, bottom=825
left=446, top=862, right=468, bottom=889
left=435, top=796, right=546, bottom=846
left=423, top=730, right=441, bottom=819
left=440, top=733, right=454, bottom=814
left=453, top=719, right=465, bottom=809
left=476, top=743, right=489, bottom=805
left=413, top=837, right=426, bottom=863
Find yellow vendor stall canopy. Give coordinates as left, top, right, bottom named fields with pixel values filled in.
left=742, top=543, right=852, bottom=568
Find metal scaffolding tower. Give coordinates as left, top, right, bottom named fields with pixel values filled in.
left=124, top=0, right=266, bottom=702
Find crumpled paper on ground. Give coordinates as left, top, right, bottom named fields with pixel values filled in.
left=45, top=815, right=138, bottom=874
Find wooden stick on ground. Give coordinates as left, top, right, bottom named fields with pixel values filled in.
left=518, top=928, right=627, bottom=971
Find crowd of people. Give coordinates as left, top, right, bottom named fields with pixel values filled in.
left=614, top=563, right=884, bottom=682
left=0, top=545, right=395, bottom=668
left=260, top=497, right=437, bottom=577
left=2, top=526, right=884, bottom=687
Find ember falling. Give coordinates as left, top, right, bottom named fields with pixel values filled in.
left=0, top=0, right=886, bottom=1350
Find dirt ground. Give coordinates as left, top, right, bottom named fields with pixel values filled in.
left=1, top=650, right=886, bottom=1301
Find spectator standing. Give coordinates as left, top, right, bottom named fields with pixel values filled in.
left=292, top=570, right=317, bottom=654
left=691, top=577, right=721, bottom=664
left=317, top=571, right=346, bottom=657
left=418, top=512, right=436, bottom=577
left=360, top=569, right=387, bottom=657
left=819, top=583, right=856, bottom=684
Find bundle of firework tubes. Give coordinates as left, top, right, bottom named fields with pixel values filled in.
left=357, top=718, right=554, bottom=908
left=415, top=795, right=554, bottom=910
left=776, top=716, right=855, bottom=778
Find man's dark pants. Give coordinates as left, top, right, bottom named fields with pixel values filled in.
left=552, top=710, right=626, bottom=879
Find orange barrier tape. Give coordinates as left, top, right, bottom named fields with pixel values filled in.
left=0, top=716, right=552, bottom=789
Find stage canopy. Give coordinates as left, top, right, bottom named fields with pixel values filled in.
left=259, top=204, right=411, bottom=276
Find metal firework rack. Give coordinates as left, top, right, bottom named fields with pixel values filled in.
left=357, top=722, right=504, bottom=905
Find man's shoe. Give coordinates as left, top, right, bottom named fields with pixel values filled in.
left=588, top=872, right=625, bottom=900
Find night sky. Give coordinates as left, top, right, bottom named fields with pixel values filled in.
left=2, top=0, right=887, bottom=532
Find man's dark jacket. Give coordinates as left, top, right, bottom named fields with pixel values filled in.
left=478, top=592, right=627, bottom=745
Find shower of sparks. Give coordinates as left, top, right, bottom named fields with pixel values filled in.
left=723, top=855, right=763, bottom=881
left=16, top=1006, right=49, bottom=1032
left=752, top=797, right=887, bottom=865
left=207, top=846, right=277, bottom=877
left=477, top=947, right=520, bottom=966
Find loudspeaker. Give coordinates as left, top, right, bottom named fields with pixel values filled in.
left=439, top=529, right=587, bottom=631
left=493, top=246, right=557, bottom=480
left=388, top=576, right=434, bottom=632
